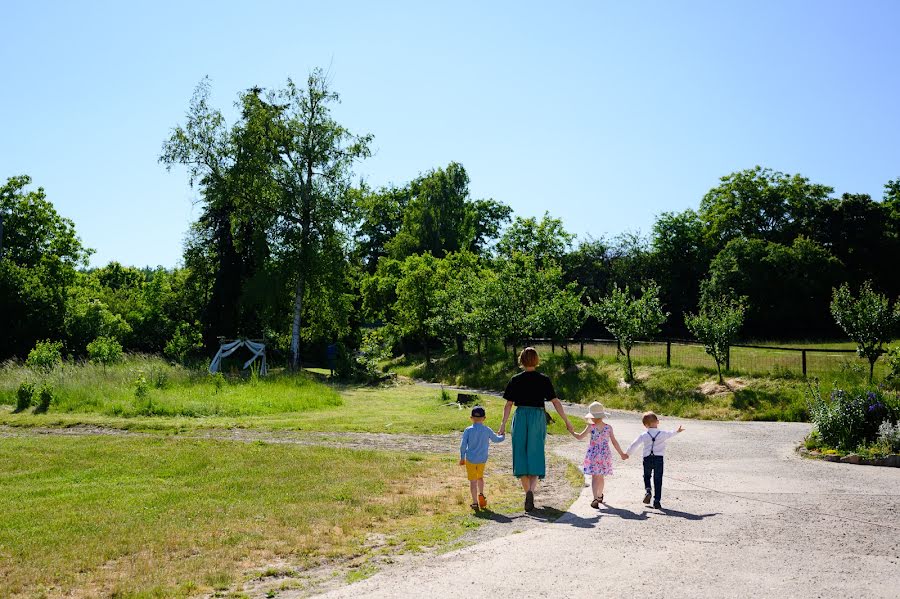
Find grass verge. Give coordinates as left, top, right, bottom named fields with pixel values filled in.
left=0, top=435, right=526, bottom=598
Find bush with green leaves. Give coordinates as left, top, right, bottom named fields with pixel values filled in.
left=164, top=322, right=204, bottom=365
left=355, top=328, right=394, bottom=379
left=87, top=336, right=124, bottom=367
left=685, top=295, right=746, bottom=383
left=806, top=383, right=898, bottom=452
left=34, top=384, right=54, bottom=413
left=25, top=340, right=63, bottom=371
left=134, top=373, right=149, bottom=399
left=16, top=382, right=35, bottom=412
left=876, top=420, right=900, bottom=454
left=830, top=281, right=900, bottom=382
left=885, top=346, right=900, bottom=389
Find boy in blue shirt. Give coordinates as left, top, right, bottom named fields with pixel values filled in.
left=459, top=406, right=505, bottom=510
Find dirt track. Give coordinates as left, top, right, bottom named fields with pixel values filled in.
left=315, top=408, right=900, bottom=599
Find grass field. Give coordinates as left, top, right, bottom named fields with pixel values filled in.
left=388, top=347, right=848, bottom=421
left=531, top=339, right=892, bottom=381
left=0, top=435, right=529, bottom=598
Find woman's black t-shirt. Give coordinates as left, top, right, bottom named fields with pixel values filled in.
left=502, top=370, right=557, bottom=408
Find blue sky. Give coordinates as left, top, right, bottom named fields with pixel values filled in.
left=3, top=1, right=899, bottom=267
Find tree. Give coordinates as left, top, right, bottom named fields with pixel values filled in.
left=385, top=163, right=510, bottom=260
left=0, top=176, right=91, bottom=358
left=394, top=253, right=441, bottom=363
left=685, top=296, right=746, bottom=383
left=87, top=336, right=124, bottom=368
left=496, top=213, right=574, bottom=267
left=699, top=166, right=833, bottom=247
left=590, top=282, right=668, bottom=382
left=535, top=281, right=585, bottom=361
left=830, top=281, right=900, bottom=382
left=431, top=251, right=482, bottom=355
left=703, top=236, right=843, bottom=338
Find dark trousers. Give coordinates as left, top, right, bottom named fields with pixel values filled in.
left=643, top=455, right=664, bottom=501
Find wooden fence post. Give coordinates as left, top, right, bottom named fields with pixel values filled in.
left=580, top=339, right=584, bottom=357
left=666, top=340, right=671, bottom=367
left=802, top=349, right=807, bottom=378
left=726, top=347, right=730, bottom=371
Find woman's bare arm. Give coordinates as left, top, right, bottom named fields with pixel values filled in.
left=549, top=398, right=574, bottom=433
left=499, top=400, right=514, bottom=435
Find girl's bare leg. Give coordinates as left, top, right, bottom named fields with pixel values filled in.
left=477, top=478, right=484, bottom=496
left=592, top=475, right=605, bottom=499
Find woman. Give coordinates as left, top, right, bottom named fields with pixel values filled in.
left=498, top=347, right=575, bottom=512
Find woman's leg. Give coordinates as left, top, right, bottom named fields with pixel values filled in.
left=528, top=475, right=538, bottom=492
left=520, top=476, right=530, bottom=492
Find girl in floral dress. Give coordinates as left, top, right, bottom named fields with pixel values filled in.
left=573, top=402, right=628, bottom=508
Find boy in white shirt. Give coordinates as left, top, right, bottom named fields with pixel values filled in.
left=625, top=411, right=684, bottom=509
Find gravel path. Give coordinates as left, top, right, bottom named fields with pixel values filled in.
left=315, top=408, right=900, bottom=599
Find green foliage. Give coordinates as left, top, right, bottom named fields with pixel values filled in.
left=830, top=280, right=900, bottom=381
left=496, top=212, right=574, bottom=267
left=685, top=296, right=746, bottom=383
left=0, top=176, right=91, bottom=358
left=65, top=290, right=132, bottom=355
left=356, top=328, right=394, bottom=379
left=394, top=253, right=441, bottom=362
left=134, top=373, right=149, bottom=401
left=210, top=371, right=226, bottom=394
left=15, top=382, right=34, bottom=412
left=591, top=282, right=668, bottom=382
left=876, top=420, right=900, bottom=453
left=35, top=384, right=53, bottom=413
left=886, top=346, right=900, bottom=389
left=87, top=336, right=124, bottom=367
left=806, top=383, right=898, bottom=451
left=164, top=321, right=204, bottom=365
left=25, top=340, right=63, bottom=371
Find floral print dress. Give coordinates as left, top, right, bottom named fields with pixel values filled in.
left=582, top=423, right=614, bottom=475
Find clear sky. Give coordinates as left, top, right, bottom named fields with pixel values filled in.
left=3, top=0, right=899, bottom=267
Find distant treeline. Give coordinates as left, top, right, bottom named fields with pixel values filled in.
left=2, top=72, right=899, bottom=363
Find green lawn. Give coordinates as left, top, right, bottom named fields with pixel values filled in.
left=0, top=435, right=527, bottom=598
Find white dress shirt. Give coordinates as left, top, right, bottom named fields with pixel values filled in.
left=626, top=428, right=680, bottom=457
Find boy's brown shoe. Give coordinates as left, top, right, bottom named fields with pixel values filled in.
left=478, top=493, right=487, bottom=509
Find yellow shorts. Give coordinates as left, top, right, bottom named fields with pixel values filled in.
left=465, top=461, right=486, bottom=481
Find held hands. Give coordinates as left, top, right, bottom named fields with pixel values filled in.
left=677, top=425, right=686, bottom=433
left=619, top=452, right=629, bottom=460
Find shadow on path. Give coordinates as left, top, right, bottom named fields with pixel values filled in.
left=598, top=504, right=650, bottom=521
left=657, top=508, right=720, bottom=520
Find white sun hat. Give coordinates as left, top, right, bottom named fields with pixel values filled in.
left=584, top=401, right=611, bottom=420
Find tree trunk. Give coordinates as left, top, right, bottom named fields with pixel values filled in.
left=424, top=335, right=431, bottom=365
left=290, top=275, right=305, bottom=371
left=476, top=338, right=482, bottom=360
left=716, top=360, right=723, bottom=384
left=455, top=334, right=465, bottom=355
left=625, top=349, right=633, bottom=382
left=512, top=344, right=518, bottom=368
left=869, top=358, right=875, bottom=383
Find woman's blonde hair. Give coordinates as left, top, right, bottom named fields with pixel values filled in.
left=519, top=347, right=540, bottom=368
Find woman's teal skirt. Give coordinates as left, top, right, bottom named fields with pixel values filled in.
left=511, top=406, right=547, bottom=478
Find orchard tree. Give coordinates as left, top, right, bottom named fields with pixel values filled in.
left=536, top=282, right=585, bottom=362
left=830, top=281, right=900, bottom=382
left=591, top=282, right=668, bottom=382
left=496, top=213, right=574, bottom=267
left=685, top=295, right=746, bottom=383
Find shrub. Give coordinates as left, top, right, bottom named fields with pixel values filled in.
left=134, top=373, right=149, bottom=400
left=886, top=346, right=900, bottom=389
left=26, top=340, right=63, bottom=371
left=210, top=372, right=226, bottom=394
left=34, top=384, right=53, bottom=413
left=876, top=420, right=900, bottom=453
left=164, top=322, right=204, bottom=365
left=87, top=336, right=124, bottom=367
left=806, top=383, right=898, bottom=451
left=15, top=382, right=35, bottom=412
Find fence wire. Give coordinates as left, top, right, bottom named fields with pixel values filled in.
left=529, top=339, right=885, bottom=380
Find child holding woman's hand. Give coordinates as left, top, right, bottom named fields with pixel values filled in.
left=572, top=402, right=628, bottom=508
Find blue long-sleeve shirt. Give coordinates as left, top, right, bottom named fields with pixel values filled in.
left=460, top=422, right=504, bottom=463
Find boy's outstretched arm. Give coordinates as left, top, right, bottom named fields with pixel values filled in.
left=489, top=427, right=505, bottom=443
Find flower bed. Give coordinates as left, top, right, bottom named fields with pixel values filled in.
left=804, top=384, right=900, bottom=466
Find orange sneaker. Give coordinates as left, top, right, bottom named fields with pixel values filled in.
left=478, top=493, right=487, bottom=509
